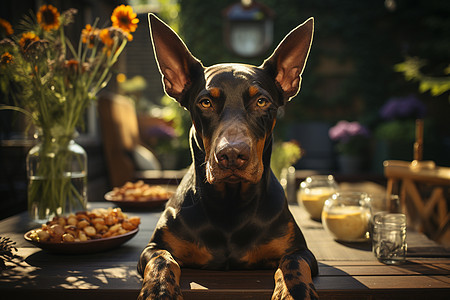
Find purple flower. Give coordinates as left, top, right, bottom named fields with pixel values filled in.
left=146, top=124, right=176, bottom=139
left=380, top=95, right=426, bottom=120
left=329, top=121, right=370, bottom=143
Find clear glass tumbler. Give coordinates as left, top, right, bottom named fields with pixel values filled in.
left=372, top=213, right=407, bottom=264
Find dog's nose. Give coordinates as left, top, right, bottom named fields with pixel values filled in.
left=215, top=141, right=250, bottom=170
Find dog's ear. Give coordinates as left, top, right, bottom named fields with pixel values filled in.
left=261, top=18, right=314, bottom=103
left=148, top=14, right=203, bottom=106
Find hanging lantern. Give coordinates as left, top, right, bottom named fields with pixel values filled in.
left=223, top=0, right=274, bottom=58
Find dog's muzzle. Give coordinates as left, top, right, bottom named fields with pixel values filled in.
left=206, top=125, right=263, bottom=184
left=215, top=137, right=250, bottom=170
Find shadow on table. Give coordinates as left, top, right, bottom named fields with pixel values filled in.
left=336, top=240, right=372, bottom=251
left=316, top=262, right=371, bottom=298
left=394, top=259, right=450, bottom=276
left=2, top=245, right=142, bottom=293
left=3, top=251, right=383, bottom=300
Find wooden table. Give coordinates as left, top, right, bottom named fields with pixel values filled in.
left=1, top=202, right=449, bottom=299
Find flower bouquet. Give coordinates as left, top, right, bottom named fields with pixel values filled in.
left=0, top=4, right=138, bottom=222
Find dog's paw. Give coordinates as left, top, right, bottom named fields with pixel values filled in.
left=138, top=279, right=182, bottom=300
left=138, top=250, right=183, bottom=300
left=272, top=255, right=318, bottom=300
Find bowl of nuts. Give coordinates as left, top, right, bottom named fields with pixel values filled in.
left=105, top=180, right=174, bottom=209
left=24, top=208, right=140, bottom=254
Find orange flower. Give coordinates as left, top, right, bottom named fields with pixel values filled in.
left=0, top=18, right=14, bottom=36
left=64, top=59, right=80, bottom=81
left=37, top=4, right=60, bottom=31
left=81, top=24, right=99, bottom=48
left=111, top=5, right=139, bottom=35
left=1, top=52, right=13, bottom=64
left=19, top=32, right=40, bottom=50
left=99, top=28, right=114, bottom=48
left=65, top=59, right=79, bottom=69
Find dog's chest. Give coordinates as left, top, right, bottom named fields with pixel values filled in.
left=164, top=200, right=290, bottom=269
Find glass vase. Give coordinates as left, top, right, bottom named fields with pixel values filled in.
left=26, top=130, right=87, bottom=223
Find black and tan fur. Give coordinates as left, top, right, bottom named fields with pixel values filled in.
left=138, top=13, right=318, bottom=300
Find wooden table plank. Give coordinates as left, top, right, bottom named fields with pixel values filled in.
left=319, top=260, right=450, bottom=276
left=1, top=202, right=449, bottom=300
left=3, top=262, right=449, bottom=291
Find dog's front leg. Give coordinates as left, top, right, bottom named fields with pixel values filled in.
left=138, top=249, right=183, bottom=300
left=272, top=254, right=318, bottom=300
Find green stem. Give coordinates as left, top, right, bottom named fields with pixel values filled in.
left=0, top=105, right=36, bottom=122
left=28, top=133, right=86, bottom=221
left=91, top=39, right=127, bottom=95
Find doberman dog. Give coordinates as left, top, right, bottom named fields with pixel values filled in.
left=138, top=14, right=318, bottom=300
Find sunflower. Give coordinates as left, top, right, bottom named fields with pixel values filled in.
left=37, top=4, right=61, bottom=31
left=111, top=5, right=139, bottom=34
left=19, top=32, right=40, bottom=51
left=0, top=18, right=14, bottom=36
left=0, top=52, right=13, bottom=65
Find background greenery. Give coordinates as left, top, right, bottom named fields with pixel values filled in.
left=172, top=0, right=449, bottom=168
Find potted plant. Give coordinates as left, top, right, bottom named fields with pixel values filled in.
left=329, top=120, right=370, bottom=174
left=374, top=95, right=427, bottom=170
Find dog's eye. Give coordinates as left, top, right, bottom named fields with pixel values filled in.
left=256, top=98, right=268, bottom=108
left=199, top=98, right=211, bottom=108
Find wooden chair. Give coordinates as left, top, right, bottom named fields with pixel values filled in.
left=384, top=160, right=450, bottom=243
left=97, top=93, right=161, bottom=188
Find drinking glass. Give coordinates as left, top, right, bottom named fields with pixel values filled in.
left=298, top=175, right=338, bottom=220
left=322, top=191, right=371, bottom=242
left=372, top=213, right=407, bottom=264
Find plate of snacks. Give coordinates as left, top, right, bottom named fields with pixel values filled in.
left=104, top=180, right=174, bottom=209
left=24, top=208, right=140, bottom=254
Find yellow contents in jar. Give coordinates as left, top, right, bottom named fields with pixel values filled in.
left=322, top=206, right=370, bottom=242
left=299, top=187, right=335, bottom=220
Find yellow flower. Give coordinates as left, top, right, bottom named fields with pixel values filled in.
left=0, top=18, right=14, bottom=36
left=37, top=4, right=61, bottom=31
left=1, top=52, right=13, bottom=64
left=19, top=32, right=40, bottom=51
left=111, top=5, right=139, bottom=35
left=99, top=28, right=114, bottom=48
left=81, top=24, right=98, bottom=48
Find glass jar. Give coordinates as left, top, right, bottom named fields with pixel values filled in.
left=322, top=191, right=371, bottom=242
left=298, top=175, right=338, bottom=220
left=280, top=166, right=297, bottom=203
left=372, top=213, right=407, bottom=264
left=368, top=193, right=402, bottom=237
left=26, top=130, right=87, bottom=223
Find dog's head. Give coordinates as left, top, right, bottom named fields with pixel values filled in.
left=149, top=14, right=313, bottom=186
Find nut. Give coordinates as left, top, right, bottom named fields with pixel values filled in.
left=28, top=207, right=140, bottom=243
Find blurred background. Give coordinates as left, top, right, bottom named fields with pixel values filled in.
left=1, top=0, right=449, bottom=218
